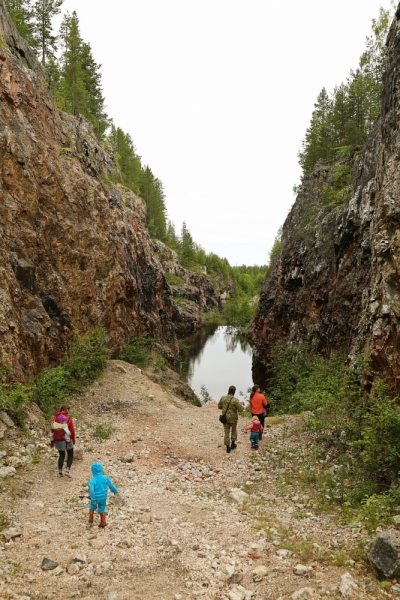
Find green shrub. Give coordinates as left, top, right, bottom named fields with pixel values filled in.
left=92, top=422, right=115, bottom=441
left=165, top=272, right=184, bottom=286
left=34, top=366, right=72, bottom=416
left=119, top=334, right=153, bottom=368
left=63, top=328, right=110, bottom=382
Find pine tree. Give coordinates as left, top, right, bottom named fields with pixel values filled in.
left=5, top=0, right=37, bottom=48
left=32, top=0, right=63, bottom=66
left=58, top=11, right=87, bottom=115
left=80, top=41, right=109, bottom=138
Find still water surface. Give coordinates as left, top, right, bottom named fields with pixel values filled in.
left=182, top=326, right=253, bottom=402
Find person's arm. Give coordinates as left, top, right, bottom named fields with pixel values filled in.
left=262, top=394, right=268, bottom=407
left=107, top=477, right=118, bottom=494
left=245, top=424, right=251, bottom=431
left=68, top=418, right=76, bottom=444
left=236, top=399, right=244, bottom=413
left=217, top=397, right=223, bottom=410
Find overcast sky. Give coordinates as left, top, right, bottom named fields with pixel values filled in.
left=57, top=0, right=395, bottom=266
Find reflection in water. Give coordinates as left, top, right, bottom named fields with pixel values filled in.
left=180, top=326, right=253, bottom=402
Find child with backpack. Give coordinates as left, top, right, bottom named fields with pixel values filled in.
left=88, top=462, right=118, bottom=528
left=245, top=416, right=264, bottom=450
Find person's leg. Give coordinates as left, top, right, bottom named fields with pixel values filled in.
left=253, top=432, right=260, bottom=450
left=65, top=448, right=74, bottom=476
left=98, top=500, right=107, bottom=527
left=230, top=422, right=238, bottom=449
left=257, top=414, right=265, bottom=439
left=223, top=423, right=231, bottom=447
left=58, top=451, right=65, bottom=474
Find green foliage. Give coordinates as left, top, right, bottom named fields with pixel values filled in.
left=269, top=227, right=282, bottom=266
left=107, top=127, right=167, bottom=237
left=165, top=272, right=184, bottom=286
left=5, top=0, right=37, bottom=49
left=222, top=294, right=258, bottom=328
left=119, top=334, right=153, bottom=369
left=299, top=7, right=391, bottom=175
left=32, top=0, right=63, bottom=66
left=63, top=328, right=110, bottom=383
left=34, top=365, right=72, bottom=415
left=199, top=384, right=213, bottom=404
left=91, top=422, right=115, bottom=441
left=268, top=343, right=400, bottom=521
left=322, top=164, right=352, bottom=206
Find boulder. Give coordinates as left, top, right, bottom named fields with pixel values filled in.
left=366, top=530, right=400, bottom=579
left=0, top=466, right=16, bottom=478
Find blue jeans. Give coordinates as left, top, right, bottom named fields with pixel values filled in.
left=250, top=432, right=259, bottom=447
left=89, top=497, right=107, bottom=514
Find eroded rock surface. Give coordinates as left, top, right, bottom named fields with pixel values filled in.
left=0, top=2, right=177, bottom=377
left=253, top=10, right=400, bottom=388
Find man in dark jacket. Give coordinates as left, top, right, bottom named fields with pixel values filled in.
left=218, top=385, right=244, bottom=453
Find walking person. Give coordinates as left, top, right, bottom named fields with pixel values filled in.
left=218, top=385, right=244, bottom=453
left=88, top=462, right=118, bottom=528
left=249, top=385, right=268, bottom=439
left=245, top=416, right=264, bottom=450
left=51, top=404, right=75, bottom=477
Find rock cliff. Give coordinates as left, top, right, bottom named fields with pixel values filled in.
left=252, top=9, right=400, bottom=389
left=153, top=241, right=221, bottom=334
left=0, top=2, right=177, bottom=379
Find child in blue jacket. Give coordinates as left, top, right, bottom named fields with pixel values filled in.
left=88, top=462, right=118, bottom=527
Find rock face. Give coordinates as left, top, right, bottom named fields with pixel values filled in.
left=0, top=2, right=177, bottom=378
left=253, top=10, right=400, bottom=388
left=154, top=241, right=221, bottom=334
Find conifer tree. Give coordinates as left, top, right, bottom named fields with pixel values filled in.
left=32, top=0, right=63, bottom=66
left=5, top=0, right=37, bottom=48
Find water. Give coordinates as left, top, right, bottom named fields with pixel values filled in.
left=181, top=326, right=253, bottom=403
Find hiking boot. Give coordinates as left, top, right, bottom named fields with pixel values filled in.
left=89, top=509, right=94, bottom=525
left=231, top=441, right=237, bottom=450
left=226, top=445, right=231, bottom=454
left=99, top=513, right=107, bottom=528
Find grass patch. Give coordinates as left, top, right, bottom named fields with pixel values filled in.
left=91, top=422, right=115, bottom=441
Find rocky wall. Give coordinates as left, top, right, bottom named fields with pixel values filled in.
left=0, top=2, right=177, bottom=379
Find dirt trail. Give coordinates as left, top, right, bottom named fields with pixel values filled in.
left=0, top=361, right=388, bottom=600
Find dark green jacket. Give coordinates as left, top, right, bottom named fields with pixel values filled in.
left=218, top=394, right=244, bottom=424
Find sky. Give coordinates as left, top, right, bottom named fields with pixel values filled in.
left=57, top=0, right=395, bottom=266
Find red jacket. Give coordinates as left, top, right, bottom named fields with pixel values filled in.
left=245, top=421, right=264, bottom=433
left=249, top=392, right=268, bottom=415
left=52, top=412, right=75, bottom=444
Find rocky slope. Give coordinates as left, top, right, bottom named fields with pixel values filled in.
left=0, top=2, right=177, bottom=379
left=252, top=8, right=400, bottom=388
left=0, top=361, right=393, bottom=600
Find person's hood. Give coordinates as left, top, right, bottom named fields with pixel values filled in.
left=91, top=462, right=103, bottom=476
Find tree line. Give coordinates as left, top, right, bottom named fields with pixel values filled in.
left=299, top=7, right=391, bottom=175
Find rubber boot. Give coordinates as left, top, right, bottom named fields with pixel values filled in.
left=88, top=509, right=94, bottom=525
left=231, top=441, right=237, bottom=450
left=99, top=513, right=107, bottom=528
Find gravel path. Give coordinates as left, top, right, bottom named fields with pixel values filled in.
left=0, top=361, right=391, bottom=600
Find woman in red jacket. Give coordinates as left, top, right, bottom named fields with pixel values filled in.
left=51, top=404, right=76, bottom=477
left=249, top=385, right=268, bottom=439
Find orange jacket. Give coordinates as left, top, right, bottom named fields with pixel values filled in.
left=249, top=392, right=268, bottom=415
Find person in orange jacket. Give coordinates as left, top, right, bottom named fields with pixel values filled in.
left=249, top=384, right=268, bottom=439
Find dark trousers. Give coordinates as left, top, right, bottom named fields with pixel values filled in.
left=252, top=413, right=265, bottom=438
left=58, top=448, right=73, bottom=471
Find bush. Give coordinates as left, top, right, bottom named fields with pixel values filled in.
left=267, top=343, right=400, bottom=515
left=119, top=334, right=153, bottom=368
left=34, top=366, right=72, bottom=416
left=63, top=328, right=110, bottom=383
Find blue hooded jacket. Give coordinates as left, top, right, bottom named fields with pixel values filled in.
left=88, top=462, right=118, bottom=501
